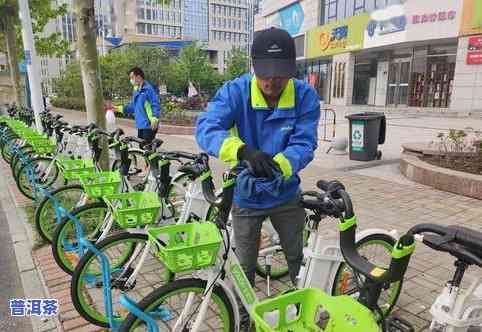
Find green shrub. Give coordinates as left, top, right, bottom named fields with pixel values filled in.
left=50, top=97, right=85, bottom=111
left=162, top=100, right=183, bottom=114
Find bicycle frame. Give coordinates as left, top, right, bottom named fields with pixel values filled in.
left=429, top=272, right=482, bottom=331
left=300, top=223, right=398, bottom=293
left=91, top=179, right=215, bottom=291
left=173, top=243, right=250, bottom=332
left=256, top=212, right=398, bottom=298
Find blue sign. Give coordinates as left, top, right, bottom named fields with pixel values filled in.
left=24, top=50, right=31, bottom=65
left=19, top=61, right=27, bottom=73
left=279, top=3, right=304, bottom=36
left=105, top=36, right=122, bottom=46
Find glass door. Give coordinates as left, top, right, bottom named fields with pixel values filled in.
left=387, top=58, right=411, bottom=106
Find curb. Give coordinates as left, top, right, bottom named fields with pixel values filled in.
left=0, top=162, right=63, bottom=332
left=400, top=152, right=482, bottom=200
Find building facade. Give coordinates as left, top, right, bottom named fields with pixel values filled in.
left=39, top=0, right=255, bottom=94
left=255, top=0, right=482, bottom=111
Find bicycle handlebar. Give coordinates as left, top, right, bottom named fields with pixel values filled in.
left=169, top=151, right=199, bottom=161
left=302, top=179, right=415, bottom=285
left=408, top=223, right=482, bottom=267
left=195, top=156, right=235, bottom=228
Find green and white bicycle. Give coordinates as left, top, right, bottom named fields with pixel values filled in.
left=118, top=159, right=409, bottom=332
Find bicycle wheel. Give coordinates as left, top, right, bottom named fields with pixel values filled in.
left=111, top=149, right=148, bottom=188
left=52, top=201, right=109, bottom=275
left=11, top=145, right=34, bottom=177
left=1, top=138, right=21, bottom=163
left=16, top=157, right=60, bottom=200
left=331, top=233, right=401, bottom=318
left=256, top=228, right=309, bottom=280
left=119, top=278, right=235, bottom=332
left=35, top=184, right=85, bottom=243
left=71, top=232, right=174, bottom=328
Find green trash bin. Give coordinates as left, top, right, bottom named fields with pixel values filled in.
left=346, top=112, right=386, bottom=161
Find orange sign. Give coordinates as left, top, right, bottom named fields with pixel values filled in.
left=460, top=0, right=482, bottom=36
left=319, top=32, right=331, bottom=51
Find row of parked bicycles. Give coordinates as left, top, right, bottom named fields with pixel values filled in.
left=0, top=103, right=481, bottom=332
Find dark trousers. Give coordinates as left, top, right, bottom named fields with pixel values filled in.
left=137, top=128, right=157, bottom=143
left=231, top=198, right=306, bottom=286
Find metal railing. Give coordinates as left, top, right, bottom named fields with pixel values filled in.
left=320, top=107, right=336, bottom=142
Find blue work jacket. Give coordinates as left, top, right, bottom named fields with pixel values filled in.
left=196, top=74, right=320, bottom=209
left=123, top=81, right=161, bottom=129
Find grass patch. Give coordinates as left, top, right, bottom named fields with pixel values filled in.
left=23, top=204, right=48, bottom=250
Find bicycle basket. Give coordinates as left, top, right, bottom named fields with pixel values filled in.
left=28, top=137, right=56, bottom=155
left=58, top=159, right=96, bottom=181
left=103, top=192, right=161, bottom=228
left=79, top=171, right=121, bottom=199
left=147, top=222, right=222, bottom=273
left=16, top=127, right=40, bottom=139
left=252, top=288, right=380, bottom=332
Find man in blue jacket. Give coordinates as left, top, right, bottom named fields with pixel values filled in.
left=120, top=67, right=161, bottom=143
left=196, top=28, right=320, bottom=291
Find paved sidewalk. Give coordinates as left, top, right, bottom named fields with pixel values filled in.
left=3, top=109, right=481, bottom=331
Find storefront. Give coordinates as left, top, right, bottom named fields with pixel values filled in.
left=296, top=59, right=331, bottom=103
left=360, top=0, right=462, bottom=107
left=305, top=14, right=370, bottom=106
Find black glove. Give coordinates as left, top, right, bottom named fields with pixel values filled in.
left=237, top=145, right=279, bottom=179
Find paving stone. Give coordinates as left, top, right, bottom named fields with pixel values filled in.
left=62, top=317, right=89, bottom=331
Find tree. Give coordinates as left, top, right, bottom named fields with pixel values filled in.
left=224, top=48, right=249, bottom=81
left=0, top=0, right=69, bottom=57
left=100, top=46, right=170, bottom=101
left=52, top=61, right=83, bottom=98
left=166, top=43, right=223, bottom=96
left=74, top=0, right=108, bottom=169
left=0, top=0, right=69, bottom=105
left=0, top=1, right=22, bottom=105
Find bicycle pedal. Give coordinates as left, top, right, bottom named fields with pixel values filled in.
left=386, top=315, right=414, bottom=332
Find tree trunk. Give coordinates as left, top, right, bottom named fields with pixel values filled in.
left=3, top=6, right=23, bottom=106
left=74, top=0, right=109, bottom=169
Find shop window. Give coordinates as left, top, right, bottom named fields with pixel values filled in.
left=326, top=0, right=338, bottom=22
left=353, top=0, right=365, bottom=15
left=409, top=45, right=456, bottom=108
left=319, top=0, right=325, bottom=25
left=333, top=62, right=346, bottom=99
left=294, top=35, right=305, bottom=58
left=374, top=0, right=387, bottom=9
left=137, top=23, right=146, bottom=34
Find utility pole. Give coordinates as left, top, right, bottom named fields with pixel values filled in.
left=17, top=0, right=44, bottom=131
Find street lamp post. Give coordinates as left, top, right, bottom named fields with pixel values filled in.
left=17, top=0, right=44, bottom=132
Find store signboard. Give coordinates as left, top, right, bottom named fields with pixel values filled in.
left=306, top=14, right=370, bottom=58
left=364, top=4, right=407, bottom=48
left=404, top=0, right=462, bottom=41
left=467, top=35, right=482, bottom=64
left=460, top=0, right=482, bottom=36
left=364, top=0, right=462, bottom=49
left=266, top=2, right=305, bottom=36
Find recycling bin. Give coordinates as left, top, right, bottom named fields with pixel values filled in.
left=345, top=112, right=386, bottom=161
